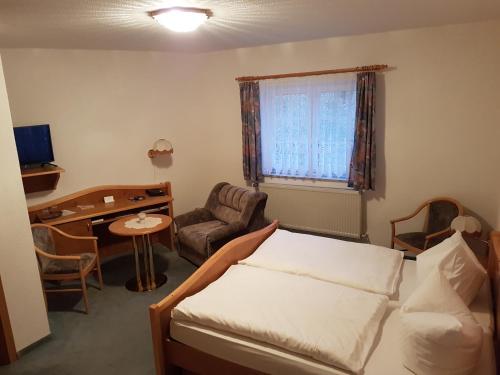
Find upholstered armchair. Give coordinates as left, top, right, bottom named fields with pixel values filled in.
left=391, top=197, right=464, bottom=255
left=31, top=224, right=103, bottom=314
left=175, top=182, right=268, bottom=266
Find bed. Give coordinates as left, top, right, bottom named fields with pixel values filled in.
left=149, top=221, right=499, bottom=375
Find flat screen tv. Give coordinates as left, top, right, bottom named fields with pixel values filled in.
left=13, top=124, right=55, bottom=167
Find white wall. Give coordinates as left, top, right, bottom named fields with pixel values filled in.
left=0, top=55, right=50, bottom=351
left=1, top=49, right=232, bottom=219
left=1, top=19, right=500, bottom=247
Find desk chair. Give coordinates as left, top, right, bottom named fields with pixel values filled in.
left=31, top=224, right=103, bottom=314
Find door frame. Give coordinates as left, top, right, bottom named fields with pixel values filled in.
left=0, top=275, right=17, bottom=365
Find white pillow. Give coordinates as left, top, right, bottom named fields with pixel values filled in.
left=402, top=267, right=472, bottom=319
left=401, top=312, right=483, bottom=375
left=417, top=231, right=487, bottom=305
left=400, top=268, right=483, bottom=375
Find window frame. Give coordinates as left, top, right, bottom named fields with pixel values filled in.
left=260, top=75, right=356, bottom=185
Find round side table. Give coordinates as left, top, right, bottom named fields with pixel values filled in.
left=109, top=214, right=172, bottom=292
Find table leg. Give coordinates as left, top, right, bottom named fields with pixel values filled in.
left=132, top=236, right=143, bottom=292
left=147, top=234, right=156, bottom=289
left=142, top=235, right=151, bottom=291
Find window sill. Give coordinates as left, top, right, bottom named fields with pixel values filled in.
left=262, top=176, right=354, bottom=191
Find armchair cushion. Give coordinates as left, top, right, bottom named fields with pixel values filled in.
left=177, top=220, right=228, bottom=255
left=207, top=221, right=246, bottom=243
left=40, top=253, right=96, bottom=275
left=175, top=208, right=214, bottom=230
left=209, top=184, right=251, bottom=224
left=396, top=232, right=447, bottom=251
left=206, top=183, right=267, bottom=228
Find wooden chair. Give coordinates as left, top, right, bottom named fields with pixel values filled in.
left=31, top=224, right=104, bottom=314
left=390, top=197, right=464, bottom=255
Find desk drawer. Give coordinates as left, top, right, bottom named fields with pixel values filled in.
left=54, top=219, right=93, bottom=255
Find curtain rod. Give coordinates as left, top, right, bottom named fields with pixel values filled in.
left=235, top=64, right=388, bottom=82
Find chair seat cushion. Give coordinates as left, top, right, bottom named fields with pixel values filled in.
left=178, top=220, right=228, bottom=255
left=41, top=253, right=96, bottom=274
left=396, top=232, right=444, bottom=251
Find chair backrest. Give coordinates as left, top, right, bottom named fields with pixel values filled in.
left=31, top=226, right=56, bottom=271
left=426, top=198, right=463, bottom=234
left=31, top=226, right=56, bottom=254
left=205, top=182, right=267, bottom=227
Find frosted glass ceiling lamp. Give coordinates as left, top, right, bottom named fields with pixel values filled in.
left=151, top=7, right=212, bottom=32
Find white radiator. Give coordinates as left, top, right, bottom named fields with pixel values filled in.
left=260, top=183, right=363, bottom=238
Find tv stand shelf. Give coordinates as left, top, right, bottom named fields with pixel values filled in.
left=21, top=166, right=64, bottom=194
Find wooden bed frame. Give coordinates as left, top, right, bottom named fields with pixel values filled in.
left=149, top=222, right=500, bottom=375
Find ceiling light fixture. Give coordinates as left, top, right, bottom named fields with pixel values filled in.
left=150, top=7, right=212, bottom=33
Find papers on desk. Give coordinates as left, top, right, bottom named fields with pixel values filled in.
left=61, top=209, right=76, bottom=217
left=77, top=204, right=95, bottom=210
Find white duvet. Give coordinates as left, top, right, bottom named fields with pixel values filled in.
left=239, top=229, right=403, bottom=296
left=172, top=265, right=389, bottom=374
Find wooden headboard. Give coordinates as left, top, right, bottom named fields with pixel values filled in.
left=488, top=231, right=500, bottom=355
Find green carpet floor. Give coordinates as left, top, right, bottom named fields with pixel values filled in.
left=0, top=248, right=196, bottom=375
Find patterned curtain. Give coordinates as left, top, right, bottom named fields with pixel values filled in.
left=348, top=72, right=376, bottom=191
left=239, top=81, right=263, bottom=185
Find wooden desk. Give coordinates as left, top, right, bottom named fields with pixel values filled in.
left=28, top=182, right=174, bottom=258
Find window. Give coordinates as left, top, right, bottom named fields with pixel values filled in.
left=260, top=74, right=356, bottom=181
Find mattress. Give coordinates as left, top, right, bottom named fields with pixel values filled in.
left=170, top=260, right=496, bottom=375
left=239, top=229, right=404, bottom=296
left=172, top=264, right=389, bottom=373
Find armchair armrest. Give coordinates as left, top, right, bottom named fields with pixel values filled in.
left=390, top=203, right=428, bottom=225
left=423, top=227, right=452, bottom=249
left=207, top=221, right=246, bottom=243
left=425, top=228, right=452, bottom=241
left=46, top=225, right=98, bottom=241
left=390, top=202, right=429, bottom=248
left=32, top=223, right=99, bottom=254
left=35, top=248, right=81, bottom=261
left=174, top=208, right=213, bottom=230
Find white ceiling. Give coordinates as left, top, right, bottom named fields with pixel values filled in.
left=0, top=0, right=499, bottom=53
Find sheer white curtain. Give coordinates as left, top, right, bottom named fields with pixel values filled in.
left=260, top=74, right=356, bottom=181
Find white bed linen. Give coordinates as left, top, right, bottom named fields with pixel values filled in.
left=172, top=264, right=388, bottom=374
left=171, top=261, right=495, bottom=375
left=239, top=229, right=403, bottom=296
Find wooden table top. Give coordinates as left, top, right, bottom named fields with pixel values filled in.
left=108, top=214, right=172, bottom=237
left=39, top=196, right=172, bottom=226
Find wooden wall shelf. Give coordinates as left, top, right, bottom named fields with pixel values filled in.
left=21, top=166, right=64, bottom=194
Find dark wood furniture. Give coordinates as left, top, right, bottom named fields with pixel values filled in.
left=21, top=165, right=64, bottom=194
left=489, top=231, right=500, bottom=364
left=390, top=197, right=463, bottom=254
left=31, top=223, right=104, bottom=314
left=28, top=183, right=175, bottom=259
left=109, top=214, right=172, bottom=292
left=0, top=276, right=17, bottom=365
